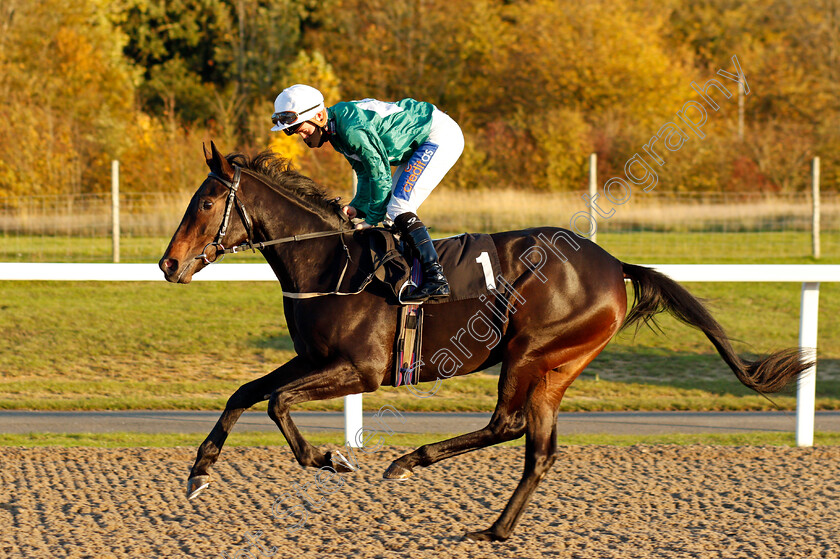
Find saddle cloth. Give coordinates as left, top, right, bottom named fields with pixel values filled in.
left=365, top=229, right=503, bottom=305
left=357, top=230, right=502, bottom=385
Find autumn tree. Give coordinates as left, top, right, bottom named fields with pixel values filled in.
left=2, top=0, right=836, bottom=196
left=0, top=0, right=138, bottom=195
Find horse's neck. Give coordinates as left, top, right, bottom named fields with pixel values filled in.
left=249, top=179, right=345, bottom=293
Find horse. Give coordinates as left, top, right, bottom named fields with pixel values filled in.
left=159, top=142, right=810, bottom=541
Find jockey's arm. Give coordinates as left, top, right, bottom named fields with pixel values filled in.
left=347, top=158, right=370, bottom=212
left=344, top=128, right=392, bottom=226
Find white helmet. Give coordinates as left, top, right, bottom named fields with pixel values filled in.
left=270, top=84, right=326, bottom=133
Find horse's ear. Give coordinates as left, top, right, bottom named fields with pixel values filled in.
left=205, top=140, right=234, bottom=178
left=203, top=142, right=212, bottom=162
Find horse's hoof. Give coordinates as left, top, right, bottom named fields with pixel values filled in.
left=382, top=461, right=413, bottom=480
left=463, top=529, right=507, bottom=542
left=186, top=475, right=211, bottom=500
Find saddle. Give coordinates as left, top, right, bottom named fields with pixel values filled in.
left=364, top=228, right=502, bottom=305
left=361, top=229, right=503, bottom=386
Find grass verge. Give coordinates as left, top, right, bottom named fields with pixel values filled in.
left=2, top=376, right=837, bottom=412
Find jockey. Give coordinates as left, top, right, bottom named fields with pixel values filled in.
left=270, top=84, right=464, bottom=303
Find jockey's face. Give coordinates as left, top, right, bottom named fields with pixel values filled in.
left=297, top=120, right=330, bottom=149
left=293, top=109, right=329, bottom=148
left=295, top=121, right=319, bottom=142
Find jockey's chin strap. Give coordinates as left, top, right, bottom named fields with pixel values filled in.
left=197, top=165, right=363, bottom=298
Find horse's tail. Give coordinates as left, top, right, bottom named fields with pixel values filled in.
left=620, top=262, right=812, bottom=394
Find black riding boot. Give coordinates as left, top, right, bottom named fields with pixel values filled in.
left=394, top=213, right=450, bottom=303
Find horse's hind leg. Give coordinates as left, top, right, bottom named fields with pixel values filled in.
left=384, top=409, right=527, bottom=479
left=464, top=380, right=561, bottom=542
left=462, top=343, right=614, bottom=541
left=186, top=358, right=307, bottom=499
left=383, top=359, right=530, bottom=479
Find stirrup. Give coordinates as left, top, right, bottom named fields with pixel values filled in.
left=408, top=280, right=450, bottom=303
left=402, top=283, right=432, bottom=303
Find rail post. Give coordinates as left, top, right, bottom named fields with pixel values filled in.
left=344, top=394, right=363, bottom=447
left=796, top=281, right=820, bottom=447
left=111, top=160, right=120, bottom=263
left=812, top=156, right=820, bottom=260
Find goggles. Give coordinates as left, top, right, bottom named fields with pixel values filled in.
left=271, top=103, right=321, bottom=133
left=282, top=122, right=303, bottom=136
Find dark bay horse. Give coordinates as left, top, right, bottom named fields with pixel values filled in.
left=159, top=142, right=810, bottom=541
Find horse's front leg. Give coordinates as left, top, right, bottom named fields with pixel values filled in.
left=267, top=358, right=379, bottom=471
left=186, top=358, right=308, bottom=499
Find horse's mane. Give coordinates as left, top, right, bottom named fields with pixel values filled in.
left=226, top=151, right=343, bottom=223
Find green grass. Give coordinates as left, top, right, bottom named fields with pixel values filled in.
left=597, top=230, right=840, bottom=264
left=0, top=234, right=266, bottom=263
left=1, top=277, right=839, bottom=412
left=2, top=431, right=839, bottom=447
left=2, top=230, right=840, bottom=264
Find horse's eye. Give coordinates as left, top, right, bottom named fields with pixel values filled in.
left=201, top=200, right=214, bottom=210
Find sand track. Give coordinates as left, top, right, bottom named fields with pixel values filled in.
left=0, top=445, right=838, bottom=558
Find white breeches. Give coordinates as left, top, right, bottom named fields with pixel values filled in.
left=385, top=109, right=465, bottom=221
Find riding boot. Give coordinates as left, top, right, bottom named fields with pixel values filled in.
left=394, top=212, right=450, bottom=303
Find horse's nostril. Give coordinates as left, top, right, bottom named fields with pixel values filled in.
left=161, top=258, right=178, bottom=274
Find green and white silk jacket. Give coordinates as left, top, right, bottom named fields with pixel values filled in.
left=327, top=98, right=435, bottom=224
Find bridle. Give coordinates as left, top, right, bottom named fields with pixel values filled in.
left=196, top=165, right=382, bottom=299
left=196, top=165, right=349, bottom=265
left=196, top=166, right=251, bottom=264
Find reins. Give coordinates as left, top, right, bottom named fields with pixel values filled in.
left=197, top=164, right=388, bottom=299
left=219, top=228, right=350, bottom=256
